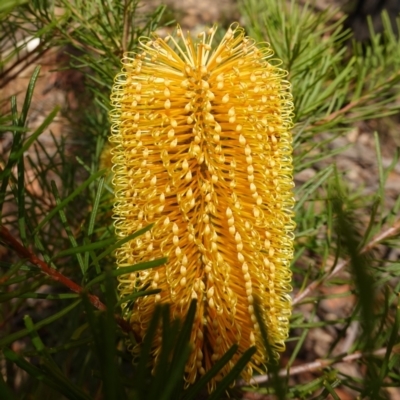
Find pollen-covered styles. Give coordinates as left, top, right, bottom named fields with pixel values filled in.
left=110, top=23, right=295, bottom=390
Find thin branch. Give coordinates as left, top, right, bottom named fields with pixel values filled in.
left=293, top=219, right=400, bottom=305
left=236, top=344, right=399, bottom=386
left=0, top=225, right=133, bottom=334
left=314, top=96, right=365, bottom=126
left=122, top=0, right=130, bottom=54
left=311, top=71, right=400, bottom=128
left=0, top=47, right=51, bottom=89
left=363, top=219, right=400, bottom=253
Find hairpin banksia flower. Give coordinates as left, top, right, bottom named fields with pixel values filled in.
left=110, top=23, right=295, bottom=390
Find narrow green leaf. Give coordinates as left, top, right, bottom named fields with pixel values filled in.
left=253, top=295, right=287, bottom=400
left=208, top=347, right=257, bottom=400
left=85, top=257, right=167, bottom=289
left=87, top=177, right=105, bottom=236
left=16, top=293, right=80, bottom=300
left=115, top=288, right=161, bottom=307
left=95, top=223, right=154, bottom=262
left=51, top=181, right=85, bottom=273
left=23, top=315, right=66, bottom=382
left=135, top=305, right=162, bottom=398
left=332, top=188, right=375, bottom=348
left=150, top=306, right=181, bottom=400
left=33, top=169, right=106, bottom=235
left=295, top=165, right=334, bottom=212
left=2, top=347, right=69, bottom=396
left=10, top=106, right=60, bottom=162
left=19, top=66, right=40, bottom=125
left=182, top=345, right=239, bottom=400
left=0, top=125, right=27, bottom=132
left=0, top=300, right=81, bottom=347
left=0, top=279, right=43, bottom=303
left=170, top=300, right=197, bottom=370
left=3, top=347, right=91, bottom=400
left=0, top=371, right=16, bottom=400
left=380, top=302, right=400, bottom=381
left=374, top=131, right=385, bottom=213
left=53, top=236, right=116, bottom=259
left=159, top=344, right=192, bottom=400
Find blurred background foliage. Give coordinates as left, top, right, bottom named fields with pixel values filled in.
left=1, top=0, right=400, bottom=399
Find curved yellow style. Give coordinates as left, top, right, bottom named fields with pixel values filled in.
left=110, top=23, right=295, bottom=390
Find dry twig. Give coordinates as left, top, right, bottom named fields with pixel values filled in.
left=293, top=219, right=400, bottom=305
left=237, top=344, right=400, bottom=386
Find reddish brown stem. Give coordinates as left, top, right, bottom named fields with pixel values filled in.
left=0, top=225, right=133, bottom=333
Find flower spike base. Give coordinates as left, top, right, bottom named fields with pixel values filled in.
left=110, top=23, right=295, bottom=391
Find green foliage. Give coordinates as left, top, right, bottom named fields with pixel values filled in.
left=240, top=1, right=400, bottom=398
left=0, top=0, right=28, bottom=18
left=1, top=0, right=400, bottom=399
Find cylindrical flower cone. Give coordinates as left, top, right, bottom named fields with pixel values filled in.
left=110, top=23, right=295, bottom=390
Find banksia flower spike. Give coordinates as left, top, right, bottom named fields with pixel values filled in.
left=110, top=23, right=295, bottom=389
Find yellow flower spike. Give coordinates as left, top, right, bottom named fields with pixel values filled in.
left=110, top=23, right=295, bottom=391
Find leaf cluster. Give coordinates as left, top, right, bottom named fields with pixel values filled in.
left=241, top=1, right=400, bottom=398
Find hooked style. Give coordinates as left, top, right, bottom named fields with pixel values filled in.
left=110, top=23, right=295, bottom=390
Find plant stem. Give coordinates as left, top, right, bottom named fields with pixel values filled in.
left=0, top=225, right=133, bottom=334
